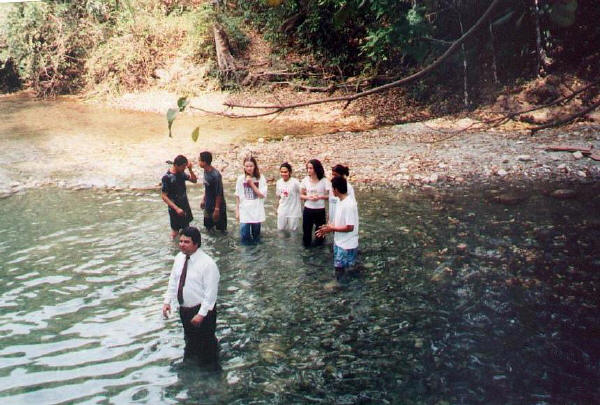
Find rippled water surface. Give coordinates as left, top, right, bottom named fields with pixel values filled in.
left=1, top=185, right=599, bottom=404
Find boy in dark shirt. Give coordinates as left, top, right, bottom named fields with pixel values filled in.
left=161, top=155, right=197, bottom=239
left=199, top=151, right=227, bottom=232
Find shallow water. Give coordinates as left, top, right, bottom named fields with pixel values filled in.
left=0, top=184, right=599, bottom=404
left=0, top=95, right=312, bottom=190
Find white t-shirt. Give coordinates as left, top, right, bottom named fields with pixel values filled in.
left=333, top=195, right=359, bottom=249
left=276, top=178, right=302, bottom=218
left=329, top=180, right=355, bottom=220
left=235, top=174, right=267, bottom=223
left=300, top=177, right=330, bottom=209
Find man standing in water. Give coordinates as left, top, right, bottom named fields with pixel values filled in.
left=199, top=151, right=227, bottom=232
left=162, top=226, right=220, bottom=368
left=316, top=176, right=359, bottom=281
left=161, top=155, right=197, bottom=239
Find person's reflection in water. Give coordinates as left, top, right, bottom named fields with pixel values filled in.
left=162, top=226, right=221, bottom=370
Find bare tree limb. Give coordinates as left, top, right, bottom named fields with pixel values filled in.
left=223, top=0, right=503, bottom=113
left=530, top=98, right=600, bottom=133
left=189, top=105, right=283, bottom=118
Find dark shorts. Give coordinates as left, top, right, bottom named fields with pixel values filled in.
left=204, top=208, right=227, bottom=231
left=169, top=208, right=193, bottom=231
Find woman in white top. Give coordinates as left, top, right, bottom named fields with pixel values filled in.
left=276, top=162, right=302, bottom=231
left=328, top=164, right=355, bottom=222
left=300, top=159, right=330, bottom=247
left=235, top=157, right=267, bottom=245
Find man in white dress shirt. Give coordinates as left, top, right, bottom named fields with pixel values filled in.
left=162, top=227, right=220, bottom=367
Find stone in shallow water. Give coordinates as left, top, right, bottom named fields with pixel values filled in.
left=550, top=189, right=576, bottom=199
left=492, top=193, right=527, bottom=205
left=324, top=280, right=341, bottom=292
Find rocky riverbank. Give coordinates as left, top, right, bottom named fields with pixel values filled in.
left=210, top=121, right=600, bottom=190
left=1, top=92, right=599, bottom=199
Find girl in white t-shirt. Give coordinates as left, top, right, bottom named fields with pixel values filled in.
left=235, top=157, right=267, bottom=244
left=276, top=162, right=302, bottom=231
left=300, top=159, right=330, bottom=247
left=328, top=164, right=355, bottom=222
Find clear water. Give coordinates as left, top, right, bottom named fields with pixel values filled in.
left=0, top=184, right=598, bottom=404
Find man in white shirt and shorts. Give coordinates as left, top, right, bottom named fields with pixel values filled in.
left=316, top=176, right=359, bottom=281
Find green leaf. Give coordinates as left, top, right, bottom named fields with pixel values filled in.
left=177, top=96, right=190, bottom=112
left=167, top=108, right=178, bottom=138
left=191, top=126, right=200, bottom=142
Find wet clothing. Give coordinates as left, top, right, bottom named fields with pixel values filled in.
left=235, top=175, right=267, bottom=244
left=164, top=249, right=220, bottom=366
left=302, top=207, right=326, bottom=247
left=276, top=178, right=302, bottom=231
left=329, top=181, right=355, bottom=222
left=333, top=195, right=359, bottom=250
left=204, top=209, right=227, bottom=231
left=202, top=168, right=227, bottom=231
left=162, top=170, right=193, bottom=230
left=300, top=177, right=330, bottom=210
left=334, top=245, right=358, bottom=269
left=235, top=175, right=267, bottom=223
left=179, top=304, right=218, bottom=365
left=240, top=222, right=261, bottom=244
left=301, top=177, right=329, bottom=247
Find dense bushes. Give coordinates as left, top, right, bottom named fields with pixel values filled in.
left=1, top=0, right=597, bottom=102
left=3, top=1, right=102, bottom=96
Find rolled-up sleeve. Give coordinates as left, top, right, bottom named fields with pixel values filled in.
left=199, top=262, right=220, bottom=316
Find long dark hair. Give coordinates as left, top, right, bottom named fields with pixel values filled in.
left=332, top=164, right=349, bottom=177
left=243, top=156, right=261, bottom=178
left=308, top=159, right=325, bottom=180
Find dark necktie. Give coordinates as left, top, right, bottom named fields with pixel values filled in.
left=177, top=255, right=190, bottom=305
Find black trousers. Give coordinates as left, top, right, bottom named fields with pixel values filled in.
left=303, top=207, right=326, bottom=247
left=179, top=304, right=218, bottom=366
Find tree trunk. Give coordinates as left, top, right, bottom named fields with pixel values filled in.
left=488, top=18, right=498, bottom=84
left=533, top=0, right=547, bottom=76
left=213, top=23, right=236, bottom=79
left=458, top=13, right=469, bottom=108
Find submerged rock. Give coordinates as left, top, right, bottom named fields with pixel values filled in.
left=550, top=189, right=577, bottom=199
left=492, top=193, right=527, bottom=205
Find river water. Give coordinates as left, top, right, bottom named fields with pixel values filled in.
left=0, top=184, right=599, bottom=404
left=1, top=97, right=599, bottom=404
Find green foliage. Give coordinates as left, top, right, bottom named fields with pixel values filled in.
left=3, top=2, right=102, bottom=96
left=85, top=10, right=192, bottom=93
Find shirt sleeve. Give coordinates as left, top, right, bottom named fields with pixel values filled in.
left=163, top=256, right=180, bottom=305
left=259, top=176, right=267, bottom=198
left=343, top=201, right=358, bottom=227
left=199, top=261, right=220, bottom=316
left=161, top=175, right=169, bottom=193
left=275, top=180, right=281, bottom=197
